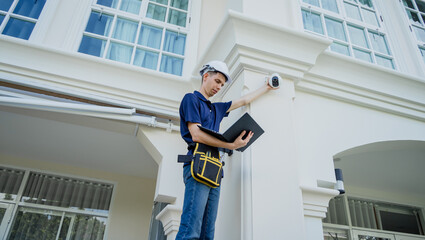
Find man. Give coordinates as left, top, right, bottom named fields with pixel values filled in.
left=177, top=60, right=277, bottom=239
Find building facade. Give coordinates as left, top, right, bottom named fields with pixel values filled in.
left=0, top=0, right=424, bottom=240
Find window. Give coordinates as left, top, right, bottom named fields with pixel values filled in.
left=78, top=0, right=190, bottom=76
left=323, top=196, right=425, bottom=239
left=148, top=202, right=168, bottom=240
left=401, top=0, right=425, bottom=63
left=0, top=0, right=47, bottom=40
left=0, top=166, right=114, bottom=240
left=301, top=0, right=396, bottom=69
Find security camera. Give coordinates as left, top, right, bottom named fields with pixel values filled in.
left=334, top=168, right=345, bottom=194
left=268, top=73, right=281, bottom=88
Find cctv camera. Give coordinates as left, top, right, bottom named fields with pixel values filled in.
left=269, top=73, right=281, bottom=88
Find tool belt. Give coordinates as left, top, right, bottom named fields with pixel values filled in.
left=178, top=143, right=223, bottom=188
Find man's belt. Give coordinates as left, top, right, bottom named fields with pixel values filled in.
left=186, top=142, right=233, bottom=156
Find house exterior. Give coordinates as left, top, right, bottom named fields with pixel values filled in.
left=1, top=0, right=425, bottom=240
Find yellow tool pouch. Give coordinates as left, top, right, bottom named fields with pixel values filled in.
left=191, top=143, right=223, bottom=188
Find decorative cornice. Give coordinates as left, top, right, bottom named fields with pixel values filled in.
left=300, top=185, right=339, bottom=219
left=155, top=205, right=182, bottom=236
left=196, top=10, right=332, bottom=80
left=298, top=52, right=425, bottom=122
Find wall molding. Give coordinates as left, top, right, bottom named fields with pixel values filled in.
left=301, top=185, right=339, bottom=219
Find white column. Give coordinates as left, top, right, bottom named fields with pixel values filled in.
left=195, top=9, right=331, bottom=240
left=155, top=205, right=182, bottom=240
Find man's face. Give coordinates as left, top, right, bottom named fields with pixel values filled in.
left=202, top=72, right=226, bottom=98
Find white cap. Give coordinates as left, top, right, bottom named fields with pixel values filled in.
left=199, top=60, right=232, bottom=83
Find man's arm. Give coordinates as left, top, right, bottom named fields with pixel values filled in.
left=188, top=122, right=253, bottom=150
left=227, top=81, right=274, bottom=113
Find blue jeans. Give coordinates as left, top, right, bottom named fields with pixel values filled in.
left=176, top=165, right=221, bottom=240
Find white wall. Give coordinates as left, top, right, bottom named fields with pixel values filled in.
left=294, top=91, right=425, bottom=187
left=345, top=185, right=425, bottom=209
left=139, top=126, right=187, bottom=207
left=0, top=154, right=156, bottom=240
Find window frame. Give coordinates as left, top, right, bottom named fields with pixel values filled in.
left=300, top=0, right=397, bottom=70
left=400, top=0, right=425, bottom=63
left=0, top=0, right=51, bottom=41
left=77, top=0, right=191, bottom=76
left=0, top=165, right=116, bottom=240
left=323, top=194, right=425, bottom=239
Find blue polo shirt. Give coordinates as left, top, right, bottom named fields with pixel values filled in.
left=180, top=91, right=232, bottom=155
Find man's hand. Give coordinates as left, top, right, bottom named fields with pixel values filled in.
left=227, top=76, right=280, bottom=113
left=230, top=130, right=254, bottom=150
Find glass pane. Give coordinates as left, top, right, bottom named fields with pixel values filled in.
left=168, top=9, right=187, bottom=27
left=362, top=8, right=379, bottom=26
left=413, top=25, right=425, bottom=42
left=78, top=35, right=107, bottom=57
left=345, top=2, right=362, bottom=21
left=0, top=168, right=24, bottom=201
left=375, top=56, right=394, bottom=69
left=151, top=0, right=169, bottom=5
left=85, top=11, right=114, bottom=36
left=358, top=235, right=391, bottom=240
left=120, top=0, right=142, bottom=14
left=0, top=0, right=14, bottom=11
left=107, top=42, right=133, bottom=63
left=322, top=0, right=338, bottom=13
left=138, top=24, right=163, bottom=49
left=380, top=210, right=421, bottom=234
left=160, top=55, right=183, bottom=75
left=9, top=208, right=63, bottom=240
left=369, top=32, right=389, bottom=54
left=406, top=9, right=420, bottom=24
left=302, top=10, right=324, bottom=34
left=416, top=1, right=425, bottom=12
left=420, top=47, right=425, bottom=63
left=0, top=208, right=6, bottom=225
left=303, top=0, right=320, bottom=7
left=348, top=25, right=368, bottom=48
left=148, top=202, right=168, bottom=240
left=58, top=216, right=71, bottom=240
left=163, top=30, right=186, bottom=55
left=0, top=14, right=4, bottom=25
left=97, top=0, right=119, bottom=8
left=325, top=17, right=346, bottom=41
left=359, top=0, right=373, bottom=8
left=21, top=172, right=113, bottom=214
left=13, top=0, right=46, bottom=19
left=353, top=48, right=372, bottom=62
left=146, top=3, right=166, bottom=22
left=69, top=215, right=107, bottom=240
left=113, top=17, right=138, bottom=43
left=330, top=42, right=350, bottom=55
left=171, top=0, right=188, bottom=11
left=134, top=48, right=159, bottom=70
left=402, top=0, right=414, bottom=9
left=3, top=17, right=35, bottom=40
left=324, top=228, right=349, bottom=240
